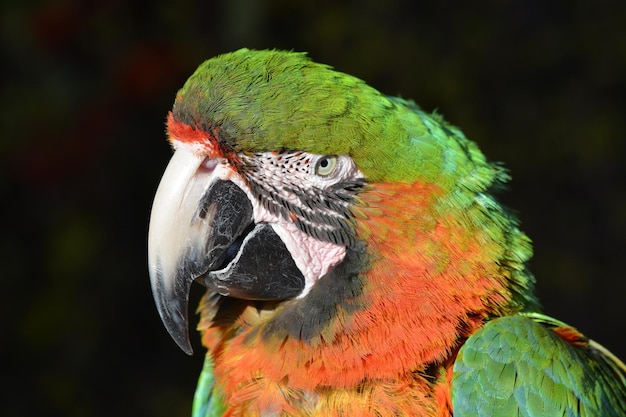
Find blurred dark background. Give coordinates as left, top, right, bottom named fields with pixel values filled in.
left=3, top=0, right=625, bottom=415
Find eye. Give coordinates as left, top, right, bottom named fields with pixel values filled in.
left=314, top=155, right=338, bottom=177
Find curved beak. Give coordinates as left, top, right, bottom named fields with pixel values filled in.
left=147, top=147, right=254, bottom=354
left=148, top=146, right=308, bottom=354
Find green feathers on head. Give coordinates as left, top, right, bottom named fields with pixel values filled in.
left=171, top=47, right=538, bottom=323
left=172, top=48, right=503, bottom=191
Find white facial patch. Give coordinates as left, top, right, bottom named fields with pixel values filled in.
left=227, top=151, right=365, bottom=297
left=274, top=220, right=346, bottom=298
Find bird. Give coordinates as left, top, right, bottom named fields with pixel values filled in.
left=147, top=48, right=626, bottom=416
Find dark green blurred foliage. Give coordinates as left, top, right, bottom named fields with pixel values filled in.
left=2, top=0, right=625, bottom=416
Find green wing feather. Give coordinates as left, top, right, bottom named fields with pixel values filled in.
left=452, top=313, right=626, bottom=416
left=192, top=355, right=226, bottom=417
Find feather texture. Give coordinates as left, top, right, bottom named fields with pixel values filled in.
left=150, top=49, right=626, bottom=416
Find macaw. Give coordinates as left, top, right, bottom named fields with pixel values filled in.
left=147, top=48, right=626, bottom=416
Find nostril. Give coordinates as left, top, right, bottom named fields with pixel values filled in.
left=200, top=157, right=219, bottom=172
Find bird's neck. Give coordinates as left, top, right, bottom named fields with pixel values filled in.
left=197, top=181, right=534, bottom=414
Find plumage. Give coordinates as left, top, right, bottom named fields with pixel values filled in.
left=147, top=48, right=626, bottom=416
left=453, top=313, right=626, bottom=416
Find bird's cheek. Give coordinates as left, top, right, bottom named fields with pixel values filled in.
left=267, top=222, right=348, bottom=298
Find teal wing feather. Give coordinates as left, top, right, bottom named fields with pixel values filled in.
left=192, top=355, right=226, bottom=417
left=452, top=313, right=626, bottom=416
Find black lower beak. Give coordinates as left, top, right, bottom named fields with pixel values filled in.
left=203, top=222, right=305, bottom=300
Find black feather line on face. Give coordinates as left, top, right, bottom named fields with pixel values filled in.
left=240, top=152, right=366, bottom=247
left=253, top=179, right=363, bottom=246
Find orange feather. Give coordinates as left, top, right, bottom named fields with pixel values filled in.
left=198, top=181, right=516, bottom=416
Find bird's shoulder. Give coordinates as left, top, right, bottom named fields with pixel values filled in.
left=452, top=312, right=626, bottom=416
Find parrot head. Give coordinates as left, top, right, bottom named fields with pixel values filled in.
left=148, top=48, right=537, bottom=358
